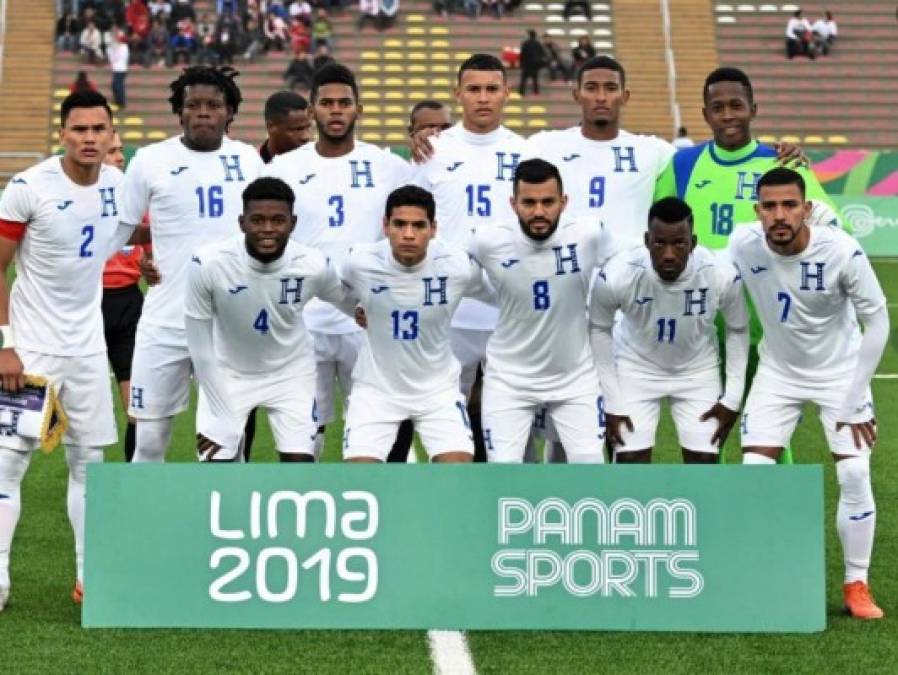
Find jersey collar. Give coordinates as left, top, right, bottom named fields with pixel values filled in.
left=708, top=139, right=761, bottom=166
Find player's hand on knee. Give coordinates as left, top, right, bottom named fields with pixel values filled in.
left=605, top=413, right=633, bottom=447
left=774, top=141, right=809, bottom=168
left=700, top=402, right=739, bottom=447
left=139, top=249, right=161, bottom=286
left=354, top=306, right=368, bottom=329
left=836, top=419, right=877, bottom=450
left=0, top=348, right=26, bottom=392
left=409, top=127, right=440, bottom=164
left=197, top=433, right=227, bottom=462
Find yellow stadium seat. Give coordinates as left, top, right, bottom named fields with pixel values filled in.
left=52, top=102, right=61, bottom=111
left=385, top=105, right=404, bottom=113
left=779, top=135, right=800, bottom=144
left=385, top=51, right=403, bottom=60
left=409, top=91, right=428, bottom=99
left=431, top=64, right=450, bottom=72
left=432, top=52, right=450, bottom=61
left=147, top=130, right=167, bottom=140
left=431, top=40, right=450, bottom=48
left=506, top=119, right=524, bottom=128
left=384, top=64, right=403, bottom=72
left=361, top=64, right=381, bottom=72
left=408, top=39, right=426, bottom=48
left=122, top=131, right=144, bottom=141
left=361, top=91, right=380, bottom=100
left=123, top=116, right=144, bottom=126
left=362, top=132, right=383, bottom=142
left=454, top=52, right=470, bottom=60
left=528, top=119, right=549, bottom=128
left=758, top=134, right=778, bottom=144
left=385, top=77, right=404, bottom=86
left=505, top=105, right=522, bottom=114
left=509, top=92, right=522, bottom=101
left=109, top=104, right=120, bottom=112
left=361, top=77, right=381, bottom=86
left=386, top=132, right=406, bottom=142
left=54, top=88, right=69, bottom=98
left=51, top=144, right=62, bottom=154
left=409, top=52, right=427, bottom=60
left=433, top=92, right=452, bottom=100
left=408, top=64, right=427, bottom=72
left=407, top=13, right=425, bottom=21
left=362, top=51, right=380, bottom=59
left=406, top=26, right=425, bottom=34
left=385, top=119, right=405, bottom=127
left=828, top=135, right=848, bottom=144
left=362, top=118, right=382, bottom=127
left=429, top=26, right=448, bottom=35
left=409, top=77, right=428, bottom=86
left=526, top=106, right=546, bottom=114
left=431, top=77, right=451, bottom=87
left=384, top=39, right=403, bottom=48
left=365, top=104, right=382, bottom=113
left=803, top=135, right=824, bottom=144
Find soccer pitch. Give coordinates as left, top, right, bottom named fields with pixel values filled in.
left=2, top=263, right=897, bottom=674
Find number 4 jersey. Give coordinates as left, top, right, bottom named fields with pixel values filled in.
left=0, top=157, right=124, bottom=356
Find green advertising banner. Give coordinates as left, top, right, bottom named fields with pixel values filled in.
left=833, top=195, right=898, bottom=257
left=84, top=465, right=825, bottom=632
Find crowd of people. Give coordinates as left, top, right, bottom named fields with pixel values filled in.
left=513, top=31, right=596, bottom=95
left=784, top=8, right=837, bottom=59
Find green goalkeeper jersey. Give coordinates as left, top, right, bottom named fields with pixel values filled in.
left=653, top=140, right=837, bottom=250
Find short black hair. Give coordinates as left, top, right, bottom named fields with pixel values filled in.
left=385, top=185, right=436, bottom=222
left=168, top=65, right=243, bottom=116
left=310, top=62, right=359, bottom=103
left=60, top=90, right=112, bottom=126
left=576, top=55, right=626, bottom=88
left=648, top=197, right=694, bottom=229
left=756, top=167, right=806, bottom=198
left=457, top=53, right=506, bottom=84
left=513, top=158, right=563, bottom=194
left=242, top=177, right=296, bottom=211
left=264, top=91, right=308, bottom=123
left=409, top=99, right=447, bottom=122
left=703, top=66, right=754, bottom=104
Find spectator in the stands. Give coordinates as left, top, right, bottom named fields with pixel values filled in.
left=147, top=0, right=172, bottom=20
left=289, top=17, right=311, bottom=56
left=57, top=11, right=81, bottom=52
left=672, top=126, right=694, bottom=149
left=80, top=19, right=105, bottom=63
left=283, top=54, right=314, bottom=90
left=169, top=16, right=197, bottom=64
left=502, top=0, right=520, bottom=15
left=70, top=70, right=98, bottom=93
left=243, top=17, right=265, bottom=61
left=108, top=29, right=129, bottom=108
left=145, top=14, right=171, bottom=66
left=811, top=11, right=837, bottom=56
left=462, top=0, right=478, bottom=18
left=126, top=0, right=150, bottom=29
left=380, top=0, right=399, bottom=29
left=214, top=11, right=242, bottom=64
left=562, top=0, right=590, bottom=20
left=433, top=0, right=453, bottom=17
left=169, top=0, right=196, bottom=28
left=265, top=12, right=289, bottom=50
left=480, top=0, right=501, bottom=18
left=195, top=12, right=218, bottom=64
left=310, top=9, right=333, bottom=50
left=571, top=35, right=594, bottom=72
left=312, top=43, right=334, bottom=70
left=785, top=8, right=814, bottom=59
left=125, top=0, right=152, bottom=63
left=290, top=0, right=314, bottom=25
left=518, top=29, right=543, bottom=96
left=268, top=0, right=290, bottom=20
left=357, top=0, right=382, bottom=30
left=218, top=0, right=239, bottom=14
left=541, top=32, right=569, bottom=81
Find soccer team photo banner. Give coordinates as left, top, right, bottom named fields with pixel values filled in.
left=84, top=465, right=825, bottom=632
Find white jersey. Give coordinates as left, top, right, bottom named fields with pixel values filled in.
left=414, top=123, right=534, bottom=329
left=119, top=135, right=264, bottom=331
left=184, top=236, right=344, bottom=374
left=729, top=223, right=886, bottom=383
left=471, top=216, right=617, bottom=396
left=589, top=246, right=748, bottom=377
left=263, top=140, right=411, bottom=335
left=0, top=157, right=124, bottom=356
left=340, top=239, right=489, bottom=400
left=529, top=127, right=674, bottom=247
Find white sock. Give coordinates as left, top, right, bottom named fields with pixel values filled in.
left=0, top=448, right=31, bottom=588
left=313, top=427, right=326, bottom=460
left=742, top=452, right=777, bottom=465
left=66, top=445, right=104, bottom=584
left=836, top=455, right=875, bottom=584
left=133, top=418, right=174, bottom=463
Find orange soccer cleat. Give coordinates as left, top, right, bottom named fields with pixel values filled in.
left=843, top=581, right=884, bottom=619
left=72, top=581, right=83, bottom=606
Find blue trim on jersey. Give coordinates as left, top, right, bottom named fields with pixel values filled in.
left=707, top=142, right=777, bottom=167
left=672, top=142, right=710, bottom=199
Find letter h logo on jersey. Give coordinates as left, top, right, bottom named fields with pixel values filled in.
left=99, top=187, right=118, bottom=217
left=279, top=277, right=304, bottom=304
left=734, top=171, right=762, bottom=201
left=495, top=152, right=521, bottom=181
left=612, top=146, right=638, bottom=173
left=350, top=160, right=374, bottom=188
left=422, top=276, right=449, bottom=306
left=553, top=244, right=580, bottom=275
left=219, top=155, right=245, bottom=182
left=683, top=288, right=709, bottom=316
left=799, top=262, right=826, bottom=291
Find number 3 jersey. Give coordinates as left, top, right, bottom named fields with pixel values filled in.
left=0, top=157, right=124, bottom=355
left=262, top=141, right=412, bottom=335
left=119, top=136, right=264, bottom=331
left=339, top=239, right=491, bottom=400
left=185, top=236, right=345, bottom=374
left=470, top=217, right=618, bottom=397
left=728, top=223, right=886, bottom=384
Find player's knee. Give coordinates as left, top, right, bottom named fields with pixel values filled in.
left=0, top=448, right=30, bottom=491
left=65, top=445, right=104, bottom=484
left=836, top=455, right=872, bottom=503
left=134, top=418, right=174, bottom=462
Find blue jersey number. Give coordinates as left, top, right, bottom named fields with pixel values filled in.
left=465, top=184, right=491, bottom=217
left=328, top=195, right=345, bottom=227
left=79, top=224, right=94, bottom=257
left=253, top=309, right=270, bottom=335
left=589, top=176, right=605, bottom=208
left=777, top=291, right=791, bottom=322
left=196, top=186, right=224, bottom=218
left=710, top=202, right=734, bottom=236
left=532, top=280, right=551, bottom=311
left=657, top=317, right=676, bottom=343
left=391, top=310, right=419, bottom=340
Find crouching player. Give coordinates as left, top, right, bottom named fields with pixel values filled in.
left=589, top=197, right=749, bottom=463
left=731, top=168, right=889, bottom=619
left=339, top=185, right=491, bottom=463
left=185, top=177, right=346, bottom=462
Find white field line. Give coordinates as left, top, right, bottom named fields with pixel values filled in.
left=428, top=630, right=477, bottom=675
left=873, top=374, right=898, bottom=379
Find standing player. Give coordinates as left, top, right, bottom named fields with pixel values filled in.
left=413, top=54, right=533, bottom=458
left=263, top=63, right=411, bottom=457
left=185, top=178, right=346, bottom=462
left=589, top=197, right=749, bottom=464
left=731, top=168, right=888, bottom=619
left=340, top=186, right=491, bottom=463
left=259, top=90, right=312, bottom=163
left=470, top=159, right=617, bottom=463
left=116, top=66, right=264, bottom=462
left=0, top=91, right=122, bottom=608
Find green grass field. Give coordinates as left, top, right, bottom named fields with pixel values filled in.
left=2, top=262, right=898, bottom=674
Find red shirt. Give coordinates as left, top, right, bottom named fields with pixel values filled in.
left=103, top=245, right=144, bottom=289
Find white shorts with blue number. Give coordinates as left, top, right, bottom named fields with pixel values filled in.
left=128, top=324, right=192, bottom=419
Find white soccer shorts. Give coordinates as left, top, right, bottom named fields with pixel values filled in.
left=482, top=381, right=606, bottom=463
left=196, top=365, right=318, bottom=459
left=449, top=327, right=491, bottom=397
left=0, top=349, right=117, bottom=450
left=614, top=370, right=723, bottom=454
left=312, top=330, right=364, bottom=425
left=128, top=324, right=192, bottom=419
left=342, top=384, right=474, bottom=462
left=740, top=365, right=874, bottom=457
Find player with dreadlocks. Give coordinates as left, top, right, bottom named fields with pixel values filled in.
left=113, top=66, right=264, bottom=463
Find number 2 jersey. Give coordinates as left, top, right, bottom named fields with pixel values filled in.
left=262, top=140, right=412, bottom=335
left=728, top=223, right=886, bottom=384
left=0, top=157, right=124, bottom=355
left=339, top=238, right=491, bottom=401
left=470, top=216, right=618, bottom=397
left=119, top=135, right=264, bottom=331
